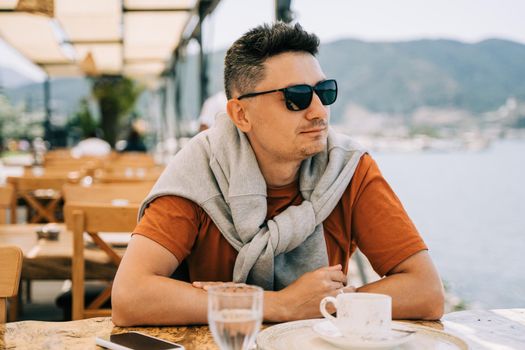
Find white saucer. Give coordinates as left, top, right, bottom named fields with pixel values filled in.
left=312, top=320, right=416, bottom=350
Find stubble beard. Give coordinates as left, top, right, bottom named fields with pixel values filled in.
left=298, top=135, right=327, bottom=159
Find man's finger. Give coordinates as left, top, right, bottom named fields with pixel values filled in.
left=327, top=269, right=347, bottom=283
left=342, top=285, right=357, bottom=293
left=325, top=264, right=342, bottom=270
left=192, top=281, right=204, bottom=288
left=192, top=281, right=222, bottom=289
left=327, top=281, right=345, bottom=290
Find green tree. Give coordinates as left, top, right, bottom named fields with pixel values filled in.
left=67, top=98, right=97, bottom=138
left=91, top=75, right=142, bottom=147
left=0, top=94, right=43, bottom=149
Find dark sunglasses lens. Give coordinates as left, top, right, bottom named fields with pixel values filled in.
left=284, top=85, right=313, bottom=111
left=315, top=80, right=338, bottom=105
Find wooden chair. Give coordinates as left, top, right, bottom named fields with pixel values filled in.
left=94, top=167, right=163, bottom=184
left=62, top=182, right=153, bottom=204
left=61, top=182, right=151, bottom=319
left=0, top=183, right=15, bottom=224
left=43, top=149, right=113, bottom=165
left=43, top=158, right=105, bottom=172
left=0, top=245, right=23, bottom=323
left=64, top=202, right=139, bottom=320
left=43, top=148, right=72, bottom=160
left=109, top=152, right=156, bottom=168
left=8, top=175, right=71, bottom=223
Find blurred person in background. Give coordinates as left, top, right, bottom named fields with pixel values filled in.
left=198, top=91, right=227, bottom=131
left=71, top=129, right=111, bottom=157
left=122, top=121, right=147, bottom=153
left=122, top=128, right=147, bottom=152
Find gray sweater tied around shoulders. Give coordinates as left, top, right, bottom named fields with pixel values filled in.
left=139, top=113, right=366, bottom=291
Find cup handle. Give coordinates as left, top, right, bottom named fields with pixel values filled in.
left=320, top=296, right=338, bottom=321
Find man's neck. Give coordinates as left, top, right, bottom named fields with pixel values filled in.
left=257, top=156, right=301, bottom=188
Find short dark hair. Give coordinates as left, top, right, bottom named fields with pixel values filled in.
left=224, top=22, right=320, bottom=99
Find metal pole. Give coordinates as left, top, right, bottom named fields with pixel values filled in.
left=275, top=0, right=293, bottom=23
left=198, top=2, right=208, bottom=108
left=43, top=77, right=52, bottom=145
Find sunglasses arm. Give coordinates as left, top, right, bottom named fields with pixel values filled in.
left=237, top=88, right=283, bottom=100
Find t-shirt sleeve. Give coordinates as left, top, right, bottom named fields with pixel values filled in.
left=133, top=195, right=201, bottom=263
left=351, top=154, right=428, bottom=276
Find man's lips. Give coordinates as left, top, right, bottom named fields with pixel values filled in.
left=300, top=127, right=327, bottom=133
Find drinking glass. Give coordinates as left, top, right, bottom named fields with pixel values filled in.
left=208, top=283, right=263, bottom=350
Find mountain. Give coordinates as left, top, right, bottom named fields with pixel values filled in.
left=318, top=38, right=525, bottom=122
left=0, top=66, right=37, bottom=88
left=3, top=38, right=525, bottom=125
left=3, top=77, right=91, bottom=117
left=207, top=38, right=525, bottom=123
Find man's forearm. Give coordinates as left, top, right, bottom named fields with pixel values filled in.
left=357, top=272, right=444, bottom=320
left=112, top=275, right=209, bottom=326
left=113, top=277, right=290, bottom=326
left=264, top=290, right=291, bottom=322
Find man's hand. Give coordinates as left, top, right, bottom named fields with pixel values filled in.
left=271, top=264, right=355, bottom=322
left=192, top=281, right=230, bottom=290
left=192, top=265, right=356, bottom=323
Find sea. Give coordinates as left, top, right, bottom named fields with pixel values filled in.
left=373, top=139, right=525, bottom=309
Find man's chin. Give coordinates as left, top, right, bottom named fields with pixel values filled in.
left=299, top=141, right=327, bottom=158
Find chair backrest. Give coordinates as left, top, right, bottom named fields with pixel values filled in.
left=8, top=175, right=74, bottom=224
left=63, top=182, right=153, bottom=204
left=94, top=167, right=163, bottom=183
left=10, top=175, right=71, bottom=192
left=0, top=184, right=15, bottom=224
left=0, top=245, right=23, bottom=323
left=108, top=152, right=156, bottom=169
left=43, top=148, right=73, bottom=161
left=64, top=202, right=139, bottom=320
left=44, top=155, right=108, bottom=168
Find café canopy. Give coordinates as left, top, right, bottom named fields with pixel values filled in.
left=0, top=0, right=220, bottom=86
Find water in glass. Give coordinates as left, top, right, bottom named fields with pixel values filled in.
left=208, top=284, right=263, bottom=350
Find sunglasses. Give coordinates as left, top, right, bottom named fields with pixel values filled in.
left=237, top=79, right=338, bottom=111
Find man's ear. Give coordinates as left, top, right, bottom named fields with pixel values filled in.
left=227, top=99, right=252, bottom=132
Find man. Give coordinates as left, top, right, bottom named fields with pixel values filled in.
left=112, top=22, right=444, bottom=326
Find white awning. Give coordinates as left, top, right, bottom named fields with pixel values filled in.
left=74, top=43, right=123, bottom=74
left=0, top=0, right=18, bottom=9
left=55, top=0, right=121, bottom=42
left=0, top=0, right=218, bottom=83
left=0, top=13, right=72, bottom=64
left=42, top=63, right=82, bottom=77
left=124, top=61, right=166, bottom=77
left=124, top=0, right=198, bottom=10
left=124, top=11, right=189, bottom=62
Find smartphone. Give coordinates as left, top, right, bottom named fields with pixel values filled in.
left=95, top=331, right=185, bottom=350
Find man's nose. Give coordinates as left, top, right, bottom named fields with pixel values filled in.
left=304, top=92, right=328, bottom=121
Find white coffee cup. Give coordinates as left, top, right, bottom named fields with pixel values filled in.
left=320, top=292, right=392, bottom=337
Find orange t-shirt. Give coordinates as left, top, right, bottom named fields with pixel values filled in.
left=134, top=153, right=427, bottom=283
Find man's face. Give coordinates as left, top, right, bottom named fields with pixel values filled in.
left=239, top=51, right=330, bottom=163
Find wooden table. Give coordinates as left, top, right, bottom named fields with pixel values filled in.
left=0, top=317, right=437, bottom=350
left=0, top=224, right=126, bottom=321
left=0, top=224, right=121, bottom=280
left=0, top=309, right=523, bottom=349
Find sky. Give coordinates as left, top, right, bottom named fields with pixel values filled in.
left=1, top=0, right=524, bottom=82
left=204, top=0, right=525, bottom=50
